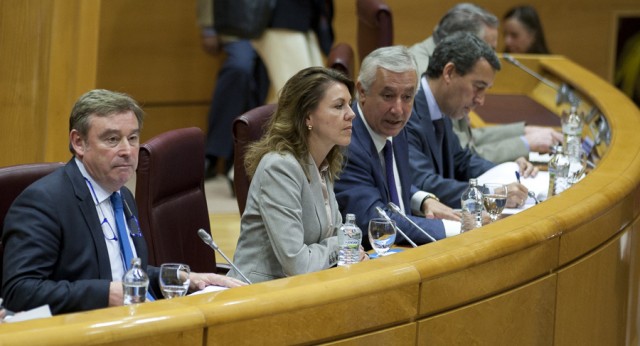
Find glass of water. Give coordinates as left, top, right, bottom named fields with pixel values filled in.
left=482, top=183, right=508, bottom=223
left=368, top=218, right=396, bottom=257
left=159, top=263, right=190, bottom=299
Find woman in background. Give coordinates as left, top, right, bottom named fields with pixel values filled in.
left=228, top=67, right=367, bottom=284
left=503, top=5, right=550, bottom=54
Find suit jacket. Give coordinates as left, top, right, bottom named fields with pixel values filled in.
left=334, top=106, right=445, bottom=247
left=407, top=84, right=495, bottom=208
left=452, top=119, right=528, bottom=163
left=2, top=159, right=160, bottom=315
left=228, top=152, right=339, bottom=283
left=409, top=35, right=529, bottom=164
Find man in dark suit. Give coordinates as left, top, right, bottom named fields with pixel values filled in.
left=335, top=46, right=460, bottom=246
left=406, top=32, right=534, bottom=209
left=2, top=89, right=244, bottom=315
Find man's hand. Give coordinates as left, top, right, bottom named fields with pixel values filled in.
left=422, top=198, right=461, bottom=221
left=506, top=182, right=529, bottom=208
left=188, top=272, right=247, bottom=292
left=515, top=157, right=538, bottom=178
left=109, top=281, right=124, bottom=307
left=524, top=126, right=563, bottom=153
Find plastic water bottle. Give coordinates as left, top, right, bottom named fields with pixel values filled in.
left=337, top=214, right=362, bottom=266
left=547, top=145, right=571, bottom=197
left=460, top=178, right=484, bottom=233
left=562, top=106, right=583, bottom=159
left=122, top=257, right=149, bottom=305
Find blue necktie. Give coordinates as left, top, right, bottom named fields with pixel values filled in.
left=111, top=192, right=134, bottom=271
left=383, top=140, right=401, bottom=206
left=111, top=192, right=154, bottom=302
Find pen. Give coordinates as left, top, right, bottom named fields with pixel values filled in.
left=515, top=171, right=521, bottom=183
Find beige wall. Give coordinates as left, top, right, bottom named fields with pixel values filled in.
left=0, top=0, right=638, bottom=166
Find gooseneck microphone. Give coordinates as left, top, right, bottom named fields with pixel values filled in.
left=375, top=207, right=417, bottom=248
left=502, top=53, right=558, bottom=90
left=387, top=202, right=437, bottom=243
left=502, top=53, right=579, bottom=107
left=197, top=229, right=252, bottom=285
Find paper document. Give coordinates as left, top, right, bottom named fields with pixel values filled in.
left=476, top=162, right=549, bottom=214
left=188, top=285, right=229, bottom=296
left=4, top=304, right=52, bottom=323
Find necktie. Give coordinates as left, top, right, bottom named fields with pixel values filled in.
left=111, top=192, right=134, bottom=271
left=383, top=140, right=401, bottom=206
left=110, top=192, right=155, bottom=302
left=433, top=118, right=445, bottom=149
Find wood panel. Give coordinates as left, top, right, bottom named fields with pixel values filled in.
left=198, top=264, right=421, bottom=345
left=321, top=324, right=416, bottom=345
left=0, top=0, right=100, bottom=166
left=555, top=228, right=633, bottom=345
left=418, top=275, right=556, bottom=346
left=140, top=105, right=208, bottom=143
left=96, top=0, right=220, bottom=104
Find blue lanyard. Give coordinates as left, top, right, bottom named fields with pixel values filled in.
left=84, top=178, right=142, bottom=239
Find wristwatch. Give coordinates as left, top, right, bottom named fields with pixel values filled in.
left=422, top=192, right=439, bottom=204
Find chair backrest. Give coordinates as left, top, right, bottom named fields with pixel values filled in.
left=0, top=162, right=64, bottom=294
left=232, top=104, right=277, bottom=215
left=135, top=127, right=219, bottom=273
left=327, top=42, right=355, bottom=80
left=356, top=0, right=393, bottom=62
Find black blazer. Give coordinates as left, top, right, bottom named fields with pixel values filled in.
left=2, top=159, right=160, bottom=315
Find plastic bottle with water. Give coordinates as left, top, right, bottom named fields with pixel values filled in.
left=122, top=257, right=149, bottom=305
left=547, top=145, right=571, bottom=197
left=460, top=178, right=484, bottom=232
left=562, top=106, right=583, bottom=159
left=337, top=214, right=362, bottom=266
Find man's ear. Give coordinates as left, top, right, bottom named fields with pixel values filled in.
left=442, top=62, right=456, bottom=83
left=70, top=130, right=85, bottom=158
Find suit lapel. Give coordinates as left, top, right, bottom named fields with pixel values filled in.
left=352, top=108, right=390, bottom=204
left=306, top=157, right=331, bottom=240
left=66, top=160, right=115, bottom=279
left=392, top=131, right=412, bottom=207
left=414, top=87, right=444, bottom=173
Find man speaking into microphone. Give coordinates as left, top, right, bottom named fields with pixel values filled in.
left=335, top=46, right=461, bottom=248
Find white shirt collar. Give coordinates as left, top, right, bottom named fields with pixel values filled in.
left=357, top=102, right=393, bottom=153
left=75, top=157, right=112, bottom=205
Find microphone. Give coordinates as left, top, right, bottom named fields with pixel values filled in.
left=387, top=202, right=437, bottom=243
left=502, top=53, right=580, bottom=107
left=197, top=229, right=252, bottom=285
left=375, top=207, right=417, bottom=248
left=502, top=53, right=559, bottom=90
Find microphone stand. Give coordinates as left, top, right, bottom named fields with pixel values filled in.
left=197, top=229, right=252, bottom=284
left=502, top=53, right=580, bottom=107
left=375, top=207, right=417, bottom=248
left=387, top=202, right=437, bottom=243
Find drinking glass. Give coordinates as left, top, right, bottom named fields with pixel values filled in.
left=368, top=218, right=397, bottom=257
left=568, top=151, right=587, bottom=186
left=159, top=263, right=190, bottom=299
left=482, top=183, right=508, bottom=222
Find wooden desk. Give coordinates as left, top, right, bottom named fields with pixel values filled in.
left=0, top=55, right=638, bottom=346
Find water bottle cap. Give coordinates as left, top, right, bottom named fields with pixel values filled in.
left=345, top=213, right=356, bottom=223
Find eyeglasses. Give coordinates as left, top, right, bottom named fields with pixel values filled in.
left=100, top=217, right=118, bottom=241
left=85, top=178, right=143, bottom=241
